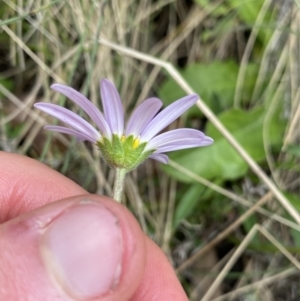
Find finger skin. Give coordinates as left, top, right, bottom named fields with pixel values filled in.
left=0, top=151, right=86, bottom=223
left=0, top=194, right=146, bottom=301
left=131, top=237, right=189, bottom=301
left=0, top=151, right=189, bottom=301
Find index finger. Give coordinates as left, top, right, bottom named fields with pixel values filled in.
left=0, top=151, right=86, bottom=222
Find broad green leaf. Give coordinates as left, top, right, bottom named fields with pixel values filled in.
left=163, top=107, right=285, bottom=182
left=159, top=61, right=259, bottom=115
left=173, top=184, right=206, bottom=229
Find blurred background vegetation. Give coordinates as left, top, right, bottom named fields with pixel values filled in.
left=1, top=0, right=300, bottom=300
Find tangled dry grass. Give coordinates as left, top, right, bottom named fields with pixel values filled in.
left=1, top=0, right=300, bottom=300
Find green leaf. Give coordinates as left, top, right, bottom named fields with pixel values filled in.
left=173, top=184, right=206, bottom=229
left=282, top=193, right=300, bottom=247
left=239, top=207, right=261, bottom=247
left=0, top=77, right=14, bottom=96
left=285, top=144, right=300, bottom=158
left=163, top=107, right=285, bottom=182
left=227, top=0, right=273, bottom=44
left=4, top=123, right=23, bottom=139
left=291, top=227, right=300, bottom=248
left=285, top=193, right=300, bottom=212
left=228, top=0, right=264, bottom=24
left=158, top=61, right=259, bottom=115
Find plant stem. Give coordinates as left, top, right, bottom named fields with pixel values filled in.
left=113, top=168, right=127, bottom=202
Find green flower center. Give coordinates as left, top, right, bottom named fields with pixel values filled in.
left=97, top=134, right=154, bottom=171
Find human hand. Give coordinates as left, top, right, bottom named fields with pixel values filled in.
left=0, top=151, right=188, bottom=301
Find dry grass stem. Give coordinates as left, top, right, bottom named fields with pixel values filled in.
left=201, top=224, right=300, bottom=301
left=176, top=194, right=272, bottom=274
left=211, top=267, right=298, bottom=301
left=2, top=2, right=299, bottom=298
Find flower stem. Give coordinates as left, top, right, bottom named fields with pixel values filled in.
left=113, top=168, right=127, bottom=202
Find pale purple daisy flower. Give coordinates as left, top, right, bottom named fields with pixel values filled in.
left=34, top=79, right=213, bottom=170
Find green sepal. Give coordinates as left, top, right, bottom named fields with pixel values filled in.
left=97, top=134, right=155, bottom=171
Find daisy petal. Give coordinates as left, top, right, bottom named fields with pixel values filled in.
left=44, top=125, right=98, bottom=143
left=51, top=84, right=111, bottom=138
left=100, top=79, right=124, bottom=136
left=145, top=128, right=213, bottom=153
left=149, top=153, right=169, bottom=164
left=34, top=103, right=100, bottom=141
left=125, top=97, right=162, bottom=136
left=140, top=94, right=199, bottom=141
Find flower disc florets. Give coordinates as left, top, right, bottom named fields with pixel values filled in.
left=34, top=78, right=214, bottom=172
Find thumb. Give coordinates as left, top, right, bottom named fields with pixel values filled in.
left=0, top=194, right=146, bottom=301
